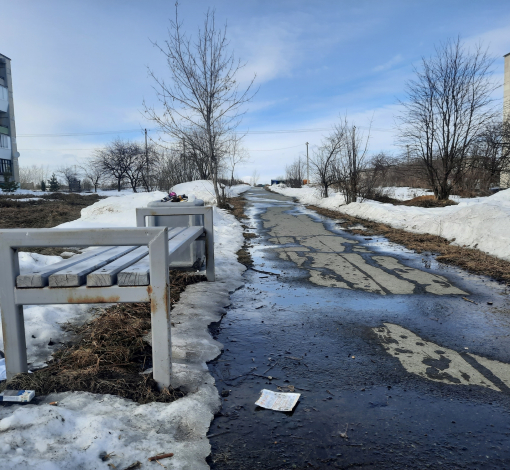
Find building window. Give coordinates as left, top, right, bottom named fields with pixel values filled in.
left=0, top=158, right=13, bottom=175
left=0, top=134, right=11, bottom=149
left=0, top=85, right=7, bottom=101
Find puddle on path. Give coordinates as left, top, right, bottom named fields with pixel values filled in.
left=207, top=188, right=510, bottom=469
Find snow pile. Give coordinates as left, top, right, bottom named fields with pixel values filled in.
left=379, top=186, right=433, bottom=200
left=0, top=188, right=246, bottom=469
left=271, top=185, right=510, bottom=261
left=171, top=180, right=250, bottom=205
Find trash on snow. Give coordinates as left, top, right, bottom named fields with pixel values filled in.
left=0, top=390, right=35, bottom=403
left=255, top=389, right=300, bottom=412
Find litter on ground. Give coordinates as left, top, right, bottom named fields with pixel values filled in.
left=255, top=389, right=301, bottom=411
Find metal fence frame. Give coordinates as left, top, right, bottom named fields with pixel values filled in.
left=136, top=205, right=215, bottom=282
left=0, top=207, right=215, bottom=389
left=0, top=227, right=173, bottom=387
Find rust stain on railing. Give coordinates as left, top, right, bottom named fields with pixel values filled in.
left=66, top=293, right=121, bottom=304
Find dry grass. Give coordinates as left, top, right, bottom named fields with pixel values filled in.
left=1, top=271, right=206, bottom=403
left=227, top=196, right=254, bottom=267
left=371, top=193, right=458, bottom=208
left=308, top=205, right=510, bottom=285
left=0, top=192, right=104, bottom=229
left=0, top=192, right=105, bottom=256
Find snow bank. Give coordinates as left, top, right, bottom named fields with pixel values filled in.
left=171, top=180, right=250, bottom=205
left=271, top=185, right=510, bottom=262
left=0, top=188, right=247, bottom=469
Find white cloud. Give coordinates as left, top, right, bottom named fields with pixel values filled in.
left=373, top=54, right=403, bottom=72
left=465, top=25, right=510, bottom=57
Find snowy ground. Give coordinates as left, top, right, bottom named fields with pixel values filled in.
left=2, top=188, right=136, bottom=197
left=4, top=180, right=250, bottom=202
left=270, top=184, right=510, bottom=262
left=0, top=181, right=250, bottom=469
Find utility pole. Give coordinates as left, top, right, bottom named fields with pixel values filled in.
left=406, top=145, right=410, bottom=163
left=306, top=142, right=309, bottom=184
left=145, top=129, right=149, bottom=192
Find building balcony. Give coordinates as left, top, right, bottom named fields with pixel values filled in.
left=0, top=148, right=11, bottom=161
left=0, top=85, right=8, bottom=113
left=0, top=156, right=12, bottom=175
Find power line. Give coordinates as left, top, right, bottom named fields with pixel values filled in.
left=249, top=144, right=303, bottom=152
left=17, top=125, right=393, bottom=138
left=19, top=143, right=306, bottom=152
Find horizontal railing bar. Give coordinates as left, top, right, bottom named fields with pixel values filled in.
left=0, top=227, right=166, bottom=248
left=14, top=285, right=150, bottom=305
left=136, top=206, right=212, bottom=217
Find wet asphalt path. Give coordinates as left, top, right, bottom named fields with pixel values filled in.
left=206, top=188, right=510, bottom=470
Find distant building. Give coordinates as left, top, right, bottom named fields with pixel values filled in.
left=502, top=52, right=510, bottom=189
left=0, top=53, right=20, bottom=183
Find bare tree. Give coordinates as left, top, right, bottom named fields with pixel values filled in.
left=470, top=119, right=510, bottom=191
left=333, top=121, right=374, bottom=203
left=397, top=38, right=499, bottom=200
left=144, top=4, right=256, bottom=205
left=18, top=164, right=50, bottom=190
left=225, top=136, right=250, bottom=185
left=138, top=143, right=163, bottom=192
left=57, top=165, right=79, bottom=190
left=95, top=139, right=140, bottom=192
left=311, top=125, right=344, bottom=197
left=249, top=169, right=260, bottom=186
left=285, top=157, right=306, bottom=188
left=79, top=159, right=105, bottom=193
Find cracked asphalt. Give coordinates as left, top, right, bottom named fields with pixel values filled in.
left=207, top=188, right=510, bottom=470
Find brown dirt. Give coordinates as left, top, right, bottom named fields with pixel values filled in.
left=1, top=271, right=205, bottom=403
left=307, top=205, right=510, bottom=285
left=371, top=193, right=458, bottom=208
left=0, top=192, right=104, bottom=229
left=227, top=196, right=254, bottom=267
left=402, top=195, right=457, bottom=208
left=0, top=192, right=105, bottom=256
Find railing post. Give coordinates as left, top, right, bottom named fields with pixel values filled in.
left=135, top=209, right=146, bottom=228
left=148, top=227, right=172, bottom=388
left=204, top=207, right=215, bottom=282
left=0, top=245, right=28, bottom=379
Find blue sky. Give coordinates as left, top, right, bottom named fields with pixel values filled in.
left=2, top=0, right=509, bottom=183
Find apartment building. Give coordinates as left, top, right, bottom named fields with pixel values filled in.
left=502, top=52, right=510, bottom=189
left=0, top=53, right=20, bottom=183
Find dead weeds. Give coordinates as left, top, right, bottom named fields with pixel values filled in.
left=0, top=192, right=104, bottom=229
left=307, top=205, right=510, bottom=285
left=226, top=197, right=254, bottom=267
left=0, top=192, right=105, bottom=256
left=1, top=271, right=205, bottom=403
left=371, top=193, right=458, bottom=208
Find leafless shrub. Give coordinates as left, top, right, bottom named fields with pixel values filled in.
left=397, top=38, right=499, bottom=200
left=285, top=157, right=306, bottom=188
left=310, top=124, right=344, bottom=197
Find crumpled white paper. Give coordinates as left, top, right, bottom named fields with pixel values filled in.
left=255, top=389, right=300, bottom=412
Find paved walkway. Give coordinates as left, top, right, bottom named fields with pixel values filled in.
left=207, top=188, right=510, bottom=470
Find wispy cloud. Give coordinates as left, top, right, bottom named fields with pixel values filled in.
left=373, top=54, right=403, bottom=72
left=465, top=25, right=510, bottom=57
